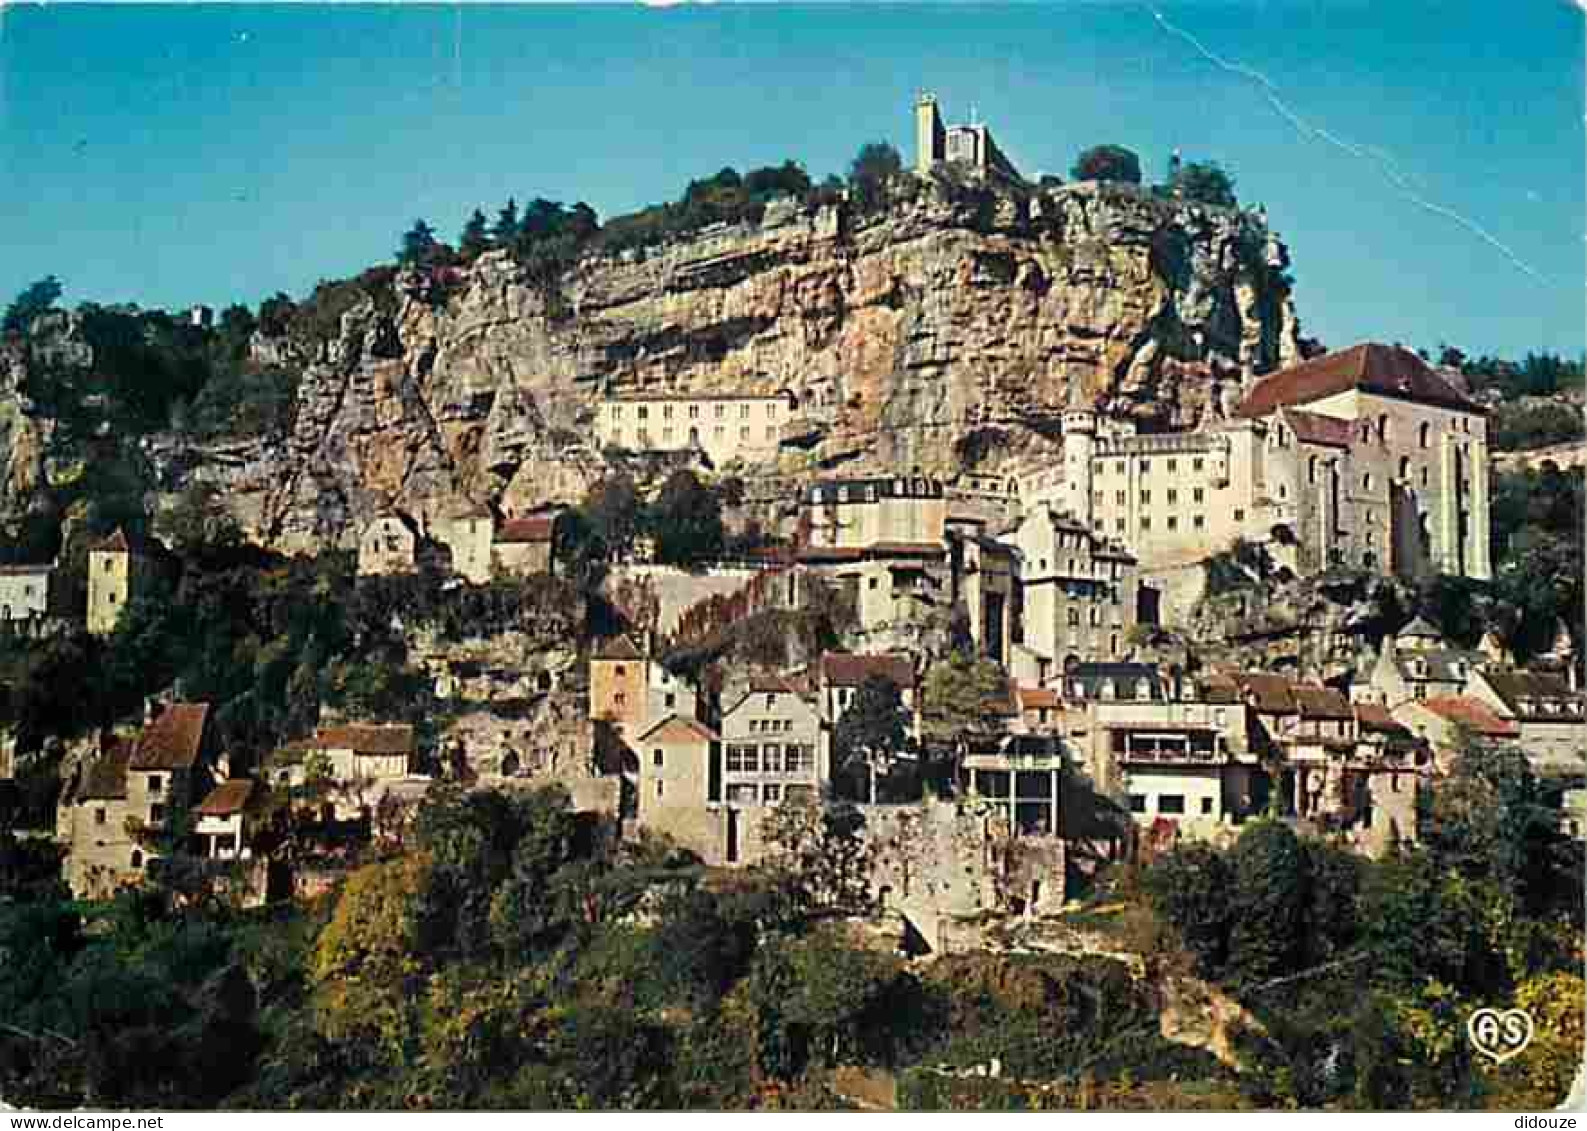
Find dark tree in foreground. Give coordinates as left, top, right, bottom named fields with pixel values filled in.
left=1226, top=819, right=1306, bottom=984
left=832, top=673, right=912, bottom=803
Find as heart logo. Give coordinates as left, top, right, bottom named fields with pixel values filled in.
left=1467, top=1007, right=1535, bottom=1064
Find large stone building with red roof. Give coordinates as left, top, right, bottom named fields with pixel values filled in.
left=1044, top=343, right=1491, bottom=582
left=57, top=701, right=218, bottom=898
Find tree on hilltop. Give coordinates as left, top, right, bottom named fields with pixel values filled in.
left=491, top=198, right=520, bottom=248
left=848, top=141, right=903, bottom=212
left=1171, top=161, right=1237, bottom=208
left=3, top=276, right=64, bottom=335
left=1071, top=144, right=1142, bottom=185
left=459, top=209, right=489, bottom=259
left=396, top=219, right=440, bottom=267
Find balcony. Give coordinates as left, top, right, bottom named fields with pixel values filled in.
left=1114, top=731, right=1224, bottom=764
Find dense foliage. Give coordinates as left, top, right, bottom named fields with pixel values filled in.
left=1140, top=757, right=1581, bottom=1110
left=1169, top=161, right=1237, bottom=208
left=1491, top=398, right=1583, bottom=451
left=1071, top=145, right=1142, bottom=185
left=1439, top=345, right=1584, bottom=400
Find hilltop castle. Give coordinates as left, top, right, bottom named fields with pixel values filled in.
left=914, top=93, right=1020, bottom=181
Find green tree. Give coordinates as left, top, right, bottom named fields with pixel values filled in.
left=491, top=198, right=520, bottom=248
left=1298, top=836, right=1362, bottom=965
left=583, top=473, right=643, bottom=562
left=921, top=652, right=1007, bottom=745
left=745, top=928, right=908, bottom=1079
left=396, top=219, right=439, bottom=267
left=257, top=292, right=296, bottom=337
left=647, top=886, right=758, bottom=1008
left=1226, top=819, right=1306, bottom=984
left=459, top=208, right=490, bottom=259
left=3, top=275, right=63, bottom=335
left=646, top=470, right=725, bottom=566
left=758, top=792, right=871, bottom=912
left=1359, top=849, right=1506, bottom=993
left=832, top=673, right=913, bottom=803
left=1420, top=737, right=1579, bottom=916
left=156, top=482, right=243, bottom=555
left=1171, top=161, right=1237, bottom=207
left=312, top=853, right=433, bottom=1060
left=744, top=160, right=813, bottom=201
left=849, top=141, right=904, bottom=212
left=1143, top=843, right=1232, bottom=974
left=407, top=783, right=577, bottom=961
left=1071, top=145, right=1142, bottom=184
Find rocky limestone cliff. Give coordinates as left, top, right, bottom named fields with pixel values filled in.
left=6, top=176, right=1304, bottom=557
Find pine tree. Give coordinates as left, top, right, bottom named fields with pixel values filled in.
left=490, top=198, right=520, bottom=248
left=396, top=219, right=438, bottom=267
left=459, top=209, right=489, bottom=259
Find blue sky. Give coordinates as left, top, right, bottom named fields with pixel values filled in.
left=1, top=2, right=1582, bottom=358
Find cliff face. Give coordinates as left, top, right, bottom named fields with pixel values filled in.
left=8, top=177, right=1304, bottom=556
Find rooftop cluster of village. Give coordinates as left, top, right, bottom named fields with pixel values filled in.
left=18, top=318, right=1580, bottom=943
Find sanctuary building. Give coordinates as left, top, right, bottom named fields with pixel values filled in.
left=1041, top=344, right=1491, bottom=581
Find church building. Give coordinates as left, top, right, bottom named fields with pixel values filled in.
left=1047, top=343, right=1491, bottom=581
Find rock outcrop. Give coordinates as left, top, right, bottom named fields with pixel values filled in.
left=2, top=176, right=1304, bottom=557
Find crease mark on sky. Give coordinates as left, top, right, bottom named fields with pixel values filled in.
left=1145, top=4, right=1549, bottom=286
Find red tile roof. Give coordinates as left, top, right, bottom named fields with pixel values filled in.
left=1234, top=673, right=1298, bottom=714
left=1293, top=686, right=1354, bottom=720
left=1354, top=702, right=1410, bottom=736
left=1195, top=673, right=1244, bottom=704
left=196, top=778, right=260, bottom=817
left=129, top=703, right=209, bottom=770
left=795, top=546, right=866, bottom=563
left=313, top=723, right=415, bottom=755
left=89, top=528, right=132, bottom=554
left=1479, top=670, right=1585, bottom=722
left=79, top=739, right=133, bottom=801
left=497, top=516, right=556, bottom=544
left=1419, top=696, right=1521, bottom=739
left=593, top=635, right=643, bottom=661
left=1280, top=408, right=1354, bottom=449
left=819, top=652, right=915, bottom=689
left=867, top=542, right=948, bottom=558
left=1236, top=343, right=1481, bottom=418
left=748, top=672, right=808, bottom=696
left=636, top=715, right=720, bottom=745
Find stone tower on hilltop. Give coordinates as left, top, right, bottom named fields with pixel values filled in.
left=914, top=91, right=1020, bottom=181
left=915, top=92, right=947, bottom=175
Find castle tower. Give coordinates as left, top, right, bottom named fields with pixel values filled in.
left=1467, top=431, right=1492, bottom=580
left=1437, top=432, right=1461, bottom=576
left=87, top=528, right=136, bottom=637
left=1061, top=410, right=1098, bottom=530
left=915, top=92, right=945, bottom=175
